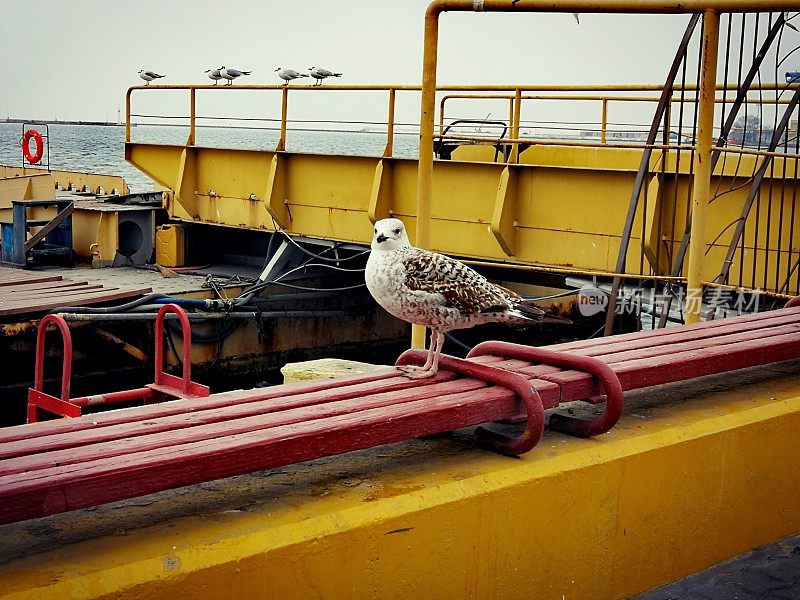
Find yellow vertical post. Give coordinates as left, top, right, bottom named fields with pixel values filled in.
left=412, top=5, right=441, bottom=349
left=277, top=87, right=288, bottom=152
left=686, top=10, right=720, bottom=324
left=125, top=89, right=133, bottom=143
left=187, top=88, right=196, bottom=146
left=384, top=88, right=396, bottom=158
left=600, top=98, right=608, bottom=145
left=509, top=88, right=522, bottom=163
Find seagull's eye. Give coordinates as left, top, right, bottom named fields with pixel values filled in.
left=393, top=228, right=401, bottom=235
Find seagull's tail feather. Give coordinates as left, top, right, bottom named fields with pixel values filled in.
left=300, top=73, right=310, bottom=77
left=512, top=301, right=572, bottom=325
left=333, top=73, right=342, bottom=77
left=242, top=71, right=252, bottom=75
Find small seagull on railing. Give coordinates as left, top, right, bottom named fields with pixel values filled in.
left=205, top=67, right=224, bottom=85
left=138, top=70, right=165, bottom=85
left=308, top=67, right=342, bottom=86
left=220, top=67, right=252, bottom=85
left=275, top=68, right=309, bottom=85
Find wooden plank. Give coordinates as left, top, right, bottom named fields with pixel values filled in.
left=0, top=272, right=63, bottom=287
left=0, top=378, right=489, bottom=477
left=0, top=287, right=152, bottom=316
left=547, top=306, right=800, bottom=353
left=4, top=284, right=112, bottom=301
left=470, top=311, right=800, bottom=375
left=0, top=386, right=528, bottom=524
left=0, top=280, right=91, bottom=292
left=521, top=330, right=800, bottom=405
left=0, top=368, right=404, bottom=444
left=0, top=371, right=461, bottom=460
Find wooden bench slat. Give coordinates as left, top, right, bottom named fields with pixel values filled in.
left=0, top=386, right=526, bottom=524
left=0, top=372, right=462, bottom=462
left=0, top=378, right=491, bottom=477
left=0, top=368, right=402, bottom=444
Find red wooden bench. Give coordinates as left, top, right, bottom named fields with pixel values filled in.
left=1, top=300, right=799, bottom=525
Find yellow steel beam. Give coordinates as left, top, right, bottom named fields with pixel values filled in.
left=124, top=141, right=800, bottom=294
left=686, top=11, right=720, bottom=323
left=277, top=87, right=288, bottom=152
left=491, top=165, right=518, bottom=255
left=384, top=88, right=396, bottom=157
left=0, top=166, right=129, bottom=196
left=187, top=88, right=196, bottom=146
left=2, top=372, right=799, bottom=599
left=509, top=88, right=522, bottom=163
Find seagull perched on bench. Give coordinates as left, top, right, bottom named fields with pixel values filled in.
left=138, top=70, right=165, bottom=85
left=365, top=218, right=569, bottom=379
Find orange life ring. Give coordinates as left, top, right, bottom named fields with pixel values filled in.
left=22, top=129, right=44, bottom=164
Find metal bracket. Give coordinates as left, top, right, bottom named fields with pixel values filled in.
left=395, top=350, right=545, bottom=455
left=468, top=341, right=624, bottom=437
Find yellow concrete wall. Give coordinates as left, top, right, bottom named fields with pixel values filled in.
left=2, top=370, right=799, bottom=600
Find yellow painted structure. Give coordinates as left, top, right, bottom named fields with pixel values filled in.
left=126, top=140, right=800, bottom=295
left=1, top=367, right=799, bottom=599
left=0, top=166, right=129, bottom=197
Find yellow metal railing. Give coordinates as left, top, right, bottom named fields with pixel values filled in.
left=439, top=87, right=798, bottom=148
left=415, top=0, right=800, bottom=337
left=127, top=82, right=798, bottom=161
left=126, top=84, right=421, bottom=159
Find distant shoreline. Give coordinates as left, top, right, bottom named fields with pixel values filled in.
left=1, top=118, right=123, bottom=127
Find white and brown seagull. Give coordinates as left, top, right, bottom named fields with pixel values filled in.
left=365, top=218, right=566, bottom=379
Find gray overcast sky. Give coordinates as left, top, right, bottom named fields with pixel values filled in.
left=1, top=2, right=774, bottom=128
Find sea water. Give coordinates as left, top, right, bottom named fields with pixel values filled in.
left=0, top=123, right=420, bottom=193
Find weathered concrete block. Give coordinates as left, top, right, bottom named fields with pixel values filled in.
left=281, top=357, right=386, bottom=384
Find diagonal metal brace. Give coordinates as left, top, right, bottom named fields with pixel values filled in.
left=24, top=202, right=74, bottom=251
left=395, top=350, right=545, bottom=455
left=467, top=341, right=624, bottom=437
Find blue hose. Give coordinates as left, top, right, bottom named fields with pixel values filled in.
left=152, top=297, right=210, bottom=308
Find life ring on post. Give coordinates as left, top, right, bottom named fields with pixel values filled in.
left=22, top=129, right=44, bottom=164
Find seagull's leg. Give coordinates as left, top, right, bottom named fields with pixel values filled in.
left=426, top=331, right=445, bottom=376
left=399, top=330, right=441, bottom=379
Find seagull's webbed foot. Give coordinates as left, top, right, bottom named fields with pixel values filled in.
left=397, top=330, right=443, bottom=379
left=397, top=365, right=438, bottom=379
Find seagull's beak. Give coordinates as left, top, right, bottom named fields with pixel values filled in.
left=376, top=234, right=388, bottom=244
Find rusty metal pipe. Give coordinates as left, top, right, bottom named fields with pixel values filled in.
left=70, top=388, right=155, bottom=408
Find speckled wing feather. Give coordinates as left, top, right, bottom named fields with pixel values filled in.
left=403, top=250, right=513, bottom=315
